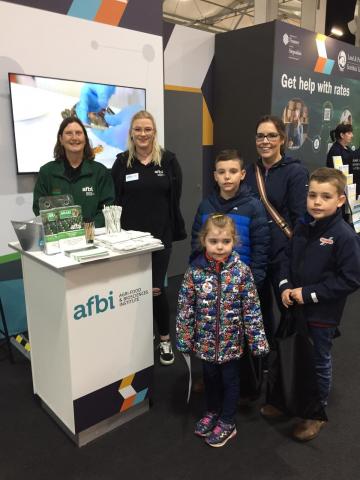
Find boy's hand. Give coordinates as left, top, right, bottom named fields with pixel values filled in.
left=281, top=289, right=293, bottom=308
left=290, top=287, right=304, bottom=304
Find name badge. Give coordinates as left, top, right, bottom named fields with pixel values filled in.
left=126, top=173, right=139, bottom=182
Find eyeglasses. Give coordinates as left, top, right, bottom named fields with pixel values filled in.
left=132, top=127, right=154, bottom=135
left=255, top=132, right=280, bottom=142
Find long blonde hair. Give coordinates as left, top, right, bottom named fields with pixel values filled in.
left=127, top=110, right=162, bottom=167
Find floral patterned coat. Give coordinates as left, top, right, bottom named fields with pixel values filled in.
left=176, top=251, right=269, bottom=364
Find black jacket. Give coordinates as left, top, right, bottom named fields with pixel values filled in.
left=111, top=149, right=186, bottom=242
left=279, top=210, right=360, bottom=326
left=244, top=156, right=309, bottom=264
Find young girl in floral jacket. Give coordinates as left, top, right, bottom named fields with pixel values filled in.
left=176, top=213, right=269, bottom=447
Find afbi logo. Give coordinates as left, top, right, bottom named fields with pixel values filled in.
left=73, top=291, right=115, bottom=320
left=314, top=34, right=335, bottom=75
left=82, top=186, right=94, bottom=196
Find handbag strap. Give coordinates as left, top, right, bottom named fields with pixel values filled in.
left=255, top=164, right=293, bottom=239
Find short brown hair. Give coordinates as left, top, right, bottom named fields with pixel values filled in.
left=215, top=149, right=244, bottom=169
left=310, top=167, right=346, bottom=195
left=199, top=213, right=238, bottom=247
left=54, top=116, right=94, bottom=161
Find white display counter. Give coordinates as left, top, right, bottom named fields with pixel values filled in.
left=9, top=242, right=163, bottom=446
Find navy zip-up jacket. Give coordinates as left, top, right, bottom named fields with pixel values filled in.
left=244, top=156, right=309, bottom=264
left=278, top=210, right=360, bottom=326
left=190, top=183, right=269, bottom=287
left=326, top=141, right=360, bottom=196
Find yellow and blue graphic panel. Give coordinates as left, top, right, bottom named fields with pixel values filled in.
left=314, top=34, right=335, bottom=75
left=73, top=366, right=152, bottom=433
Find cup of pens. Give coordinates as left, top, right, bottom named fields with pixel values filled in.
left=103, top=205, right=122, bottom=234
left=84, top=220, right=95, bottom=243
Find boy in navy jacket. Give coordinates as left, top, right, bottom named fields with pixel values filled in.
left=191, top=149, right=269, bottom=289
left=268, top=167, right=360, bottom=441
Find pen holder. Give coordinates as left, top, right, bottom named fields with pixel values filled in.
left=84, top=221, right=95, bottom=243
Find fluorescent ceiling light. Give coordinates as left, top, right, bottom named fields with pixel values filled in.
left=330, top=27, right=344, bottom=37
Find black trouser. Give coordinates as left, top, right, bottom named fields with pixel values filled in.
left=258, top=263, right=286, bottom=345
left=152, top=248, right=171, bottom=336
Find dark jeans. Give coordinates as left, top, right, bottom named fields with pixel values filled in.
left=308, top=325, right=337, bottom=406
left=152, top=248, right=171, bottom=336
left=202, top=359, right=240, bottom=425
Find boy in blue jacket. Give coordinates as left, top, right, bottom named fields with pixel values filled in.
left=191, top=149, right=269, bottom=289
left=265, top=167, right=360, bottom=441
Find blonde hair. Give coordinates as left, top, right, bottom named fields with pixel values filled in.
left=199, top=213, right=238, bottom=247
left=127, top=110, right=162, bottom=167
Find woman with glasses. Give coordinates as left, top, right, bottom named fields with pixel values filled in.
left=111, top=110, right=186, bottom=366
left=244, top=115, right=308, bottom=354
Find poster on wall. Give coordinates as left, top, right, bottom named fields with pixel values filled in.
left=271, top=22, right=360, bottom=173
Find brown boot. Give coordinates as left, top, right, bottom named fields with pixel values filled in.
left=260, top=404, right=284, bottom=418
left=293, top=419, right=326, bottom=441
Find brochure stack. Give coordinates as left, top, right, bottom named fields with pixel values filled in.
left=332, top=155, right=360, bottom=233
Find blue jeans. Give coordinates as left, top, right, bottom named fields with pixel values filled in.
left=308, top=326, right=337, bottom=406
left=202, top=359, right=240, bottom=425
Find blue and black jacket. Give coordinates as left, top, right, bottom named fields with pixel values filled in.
left=244, top=156, right=309, bottom=265
left=279, top=210, right=360, bottom=326
left=190, top=183, right=269, bottom=287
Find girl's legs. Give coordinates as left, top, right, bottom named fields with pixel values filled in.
left=194, top=361, right=222, bottom=437
left=219, top=360, right=240, bottom=425
left=202, top=360, right=240, bottom=424
left=201, top=360, right=239, bottom=447
left=202, top=361, right=222, bottom=414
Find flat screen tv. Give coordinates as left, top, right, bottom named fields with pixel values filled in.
left=8, top=73, right=146, bottom=173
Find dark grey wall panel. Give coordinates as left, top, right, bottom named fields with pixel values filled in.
left=214, top=21, right=276, bottom=165
left=164, top=90, right=203, bottom=277
left=0, top=259, right=22, bottom=281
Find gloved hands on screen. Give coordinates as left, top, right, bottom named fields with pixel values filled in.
left=76, top=84, right=142, bottom=150
left=92, top=104, right=142, bottom=150
left=76, top=84, right=116, bottom=124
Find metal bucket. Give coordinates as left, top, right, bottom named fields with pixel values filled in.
left=11, top=220, right=44, bottom=251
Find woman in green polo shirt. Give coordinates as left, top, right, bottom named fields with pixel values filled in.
left=33, top=116, right=114, bottom=227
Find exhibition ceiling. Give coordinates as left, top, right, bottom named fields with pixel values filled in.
left=163, top=0, right=302, bottom=32
left=163, top=0, right=358, bottom=44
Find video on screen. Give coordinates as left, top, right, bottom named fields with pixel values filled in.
left=8, top=73, right=146, bottom=173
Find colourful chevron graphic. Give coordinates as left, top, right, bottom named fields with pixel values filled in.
left=314, top=33, right=335, bottom=75
left=73, top=366, right=152, bottom=432
left=118, top=373, right=148, bottom=412
left=68, top=0, right=128, bottom=26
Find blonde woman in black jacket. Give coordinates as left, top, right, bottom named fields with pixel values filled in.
left=111, top=110, right=186, bottom=366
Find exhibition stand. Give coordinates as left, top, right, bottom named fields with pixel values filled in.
left=9, top=242, right=163, bottom=447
